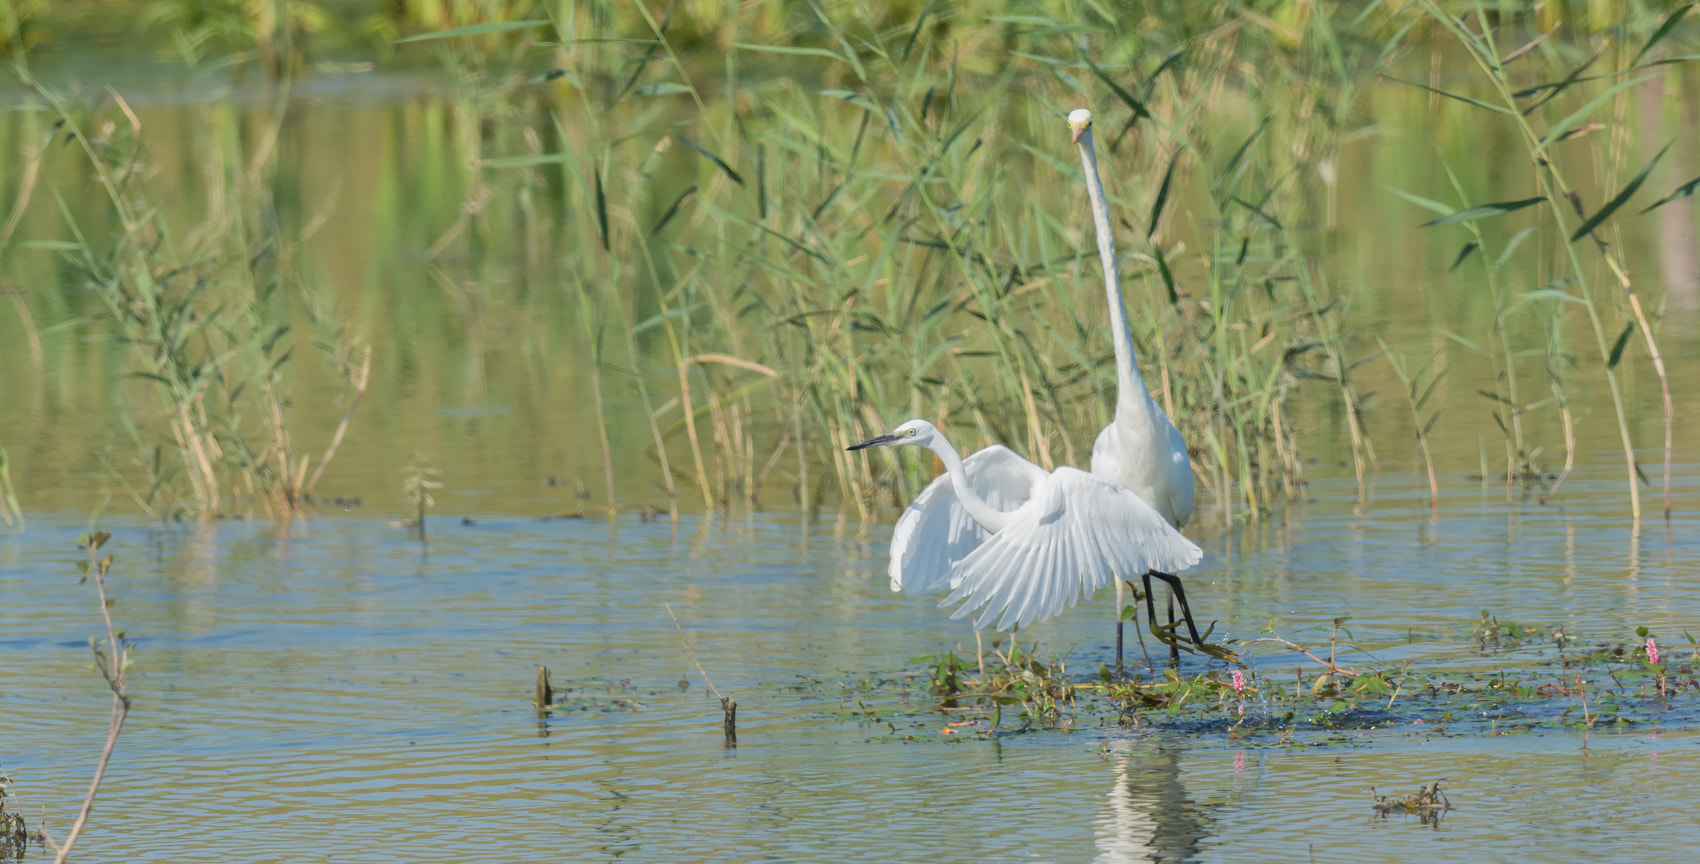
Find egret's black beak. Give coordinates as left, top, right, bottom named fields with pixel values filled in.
left=847, top=433, right=901, bottom=451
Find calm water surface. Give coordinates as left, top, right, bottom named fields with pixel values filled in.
left=4, top=470, right=1697, bottom=862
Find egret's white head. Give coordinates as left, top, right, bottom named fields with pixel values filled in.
left=1067, top=108, right=1093, bottom=144
left=846, top=419, right=938, bottom=451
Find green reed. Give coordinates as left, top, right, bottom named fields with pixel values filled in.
left=23, top=78, right=371, bottom=519
left=491, top=1, right=1417, bottom=520
left=329, top=0, right=1690, bottom=519
left=1407, top=1, right=1687, bottom=522
left=3, top=2, right=1691, bottom=520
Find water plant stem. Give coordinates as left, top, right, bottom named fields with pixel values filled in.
left=56, top=532, right=130, bottom=864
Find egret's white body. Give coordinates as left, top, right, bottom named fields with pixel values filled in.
left=1068, top=107, right=1195, bottom=528
left=1069, top=107, right=1205, bottom=666
left=856, top=110, right=1208, bottom=660
left=850, top=420, right=1201, bottom=632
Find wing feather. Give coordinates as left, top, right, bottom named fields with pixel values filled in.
left=888, top=445, right=1045, bottom=596
left=944, top=467, right=1203, bottom=631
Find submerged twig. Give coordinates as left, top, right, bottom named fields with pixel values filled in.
left=664, top=603, right=737, bottom=745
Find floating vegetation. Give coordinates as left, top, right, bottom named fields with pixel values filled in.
left=535, top=675, right=647, bottom=714
left=726, top=617, right=1700, bottom=745
left=0, top=771, right=36, bottom=860
left=1370, top=779, right=1451, bottom=824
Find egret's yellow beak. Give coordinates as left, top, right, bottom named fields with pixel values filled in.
left=1068, top=108, right=1095, bottom=144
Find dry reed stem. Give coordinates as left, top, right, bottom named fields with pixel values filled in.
left=55, top=536, right=131, bottom=864
left=1542, top=405, right=1577, bottom=505
left=304, top=344, right=373, bottom=501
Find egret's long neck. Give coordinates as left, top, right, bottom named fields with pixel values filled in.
left=1077, top=129, right=1156, bottom=424
left=926, top=437, right=1014, bottom=534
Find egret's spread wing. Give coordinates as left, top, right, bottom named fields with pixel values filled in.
left=889, top=445, right=1045, bottom=595
left=941, top=467, right=1203, bottom=631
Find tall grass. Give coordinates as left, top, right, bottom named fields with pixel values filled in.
left=2, top=1, right=1692, bottom=521
left=1400, top=1, right=1689, bottom=523
left=23, top=78, right=372, bottom=519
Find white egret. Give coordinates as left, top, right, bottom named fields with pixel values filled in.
left=1069, top=107, right=1209, bottom=671
left=847, top=420, right=1201, bottom=637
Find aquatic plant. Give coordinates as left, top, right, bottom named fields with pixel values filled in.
left=46, top=530, right=134, bottom=863
left=0, top=447, right=19, bottom=529
left=1, top=2, right=1691, bottom=522
left=1403, top=1, right=1690, bottom=522
left=0, top=769, right=36, bottom=857
left=22, top=79, right=374, bottom=520
left=400, top=455, right=443, bottom=536
left=1370, top=780, right=1450, bottom=823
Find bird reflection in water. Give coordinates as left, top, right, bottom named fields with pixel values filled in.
left=1093, top=747, right=1213, bottom=863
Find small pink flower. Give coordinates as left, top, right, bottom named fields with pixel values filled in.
left=1646, top=637, right=1660, bottom=666
left=1231, top=669, right=1246, bottom=693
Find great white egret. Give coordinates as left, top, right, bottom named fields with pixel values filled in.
left=1069, top=107, right=1211, bottom=671
left=847, top=420, right=1202, bottom=635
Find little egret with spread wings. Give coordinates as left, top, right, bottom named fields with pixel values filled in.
left=847, top=420, right=1201, bottom=634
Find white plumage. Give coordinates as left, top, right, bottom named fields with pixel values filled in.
left=1069, top=107, right=1197, bottom=529
left=886, top=445, right=1041, bottom=596
left=849, top=421, right=1201, bottom=632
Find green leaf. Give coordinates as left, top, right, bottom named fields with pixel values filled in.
left=1153, top=245, right=1178, bottom=305
left=1380, top=74, right=1513, bottom=114
left=1144, top=49, right=1184, bottom=93
left=1634, top=4, right=1696, bottom=66
left=1638, top=173, right=1700, bottom=214
left=819, top=89, right=878, bottom=112
left=1147, top=155, right=1176, bottom=239
left=1229, top=195, right=1283, bottom=230
left=1571, top=142, right=1669, bottom=242
left=593, top=167, right=609, bottom=252
left=1444, top=330, right=1491, bottom=357
left=396, top=20, right=548, bottom=43
left=731, top=42, right=848, bottom=62
left=1449, top=241, right=1479, bottom=272
left=1516, top=50, right=1604, bottom=112
left=1087, top=59, right=1152, bottom=121
left=1213, top=115, right=1271, bottom=195
left=677, top=135, right=745, bottom=186
left=1493, top=227, right=1536, bottom=274
left=1537, top=75, right=1657, bottom=152
left=649, top=185, right=696, bottom=237
left=1422, top=197, right=1545, bottom=227
left=1608, top=322, right=1635, bottom=368
left=1512, top=280, right=1584, bottom=308
left=481, top=153, right=587, bottom=169
left=1385, top=186, right=1456, bottom=217
left=634, top=82, right=693, bottom=97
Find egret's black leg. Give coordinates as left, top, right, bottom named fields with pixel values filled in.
left=1115, top=578, right=1124, bottom=681
left=1166, top=591, right=1180, bottom=665
left=1148, top=570, right=1206, bottom=646
left=1141, top=571, right=1161, bottom=641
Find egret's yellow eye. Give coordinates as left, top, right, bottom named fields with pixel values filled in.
left=906, top=429, right=916, bottom=437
